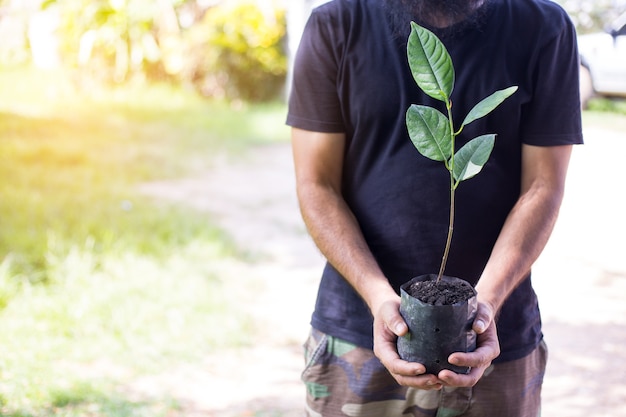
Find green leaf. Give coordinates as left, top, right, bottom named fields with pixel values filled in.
left=453, top=134, right=496, bottom=182
left=461, top=86, right=518, bottom=128
left=407, top=22, right=455, bottom=102
left=406, top=104, right=452, bottom=162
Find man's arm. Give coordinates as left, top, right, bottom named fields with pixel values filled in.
left=292, top=127, right=446, bottom=389
left=439, top=143, right=573, bottom=386
left=292, top=128, right=393, bottom=313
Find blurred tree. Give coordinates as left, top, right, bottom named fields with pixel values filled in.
left=0, top=0, right=39, bottom=66
left=180, top=0, right=287, bottom=101
left=39, top=0, right=287, bottom=101
left=555, top=0, right=626, bottom=34
left=43, top=0, right=182, bottom=82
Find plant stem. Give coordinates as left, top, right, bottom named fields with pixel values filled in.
left=437, top=177, right=455, bottom=282
left=437, top=99, right=457, bottom=283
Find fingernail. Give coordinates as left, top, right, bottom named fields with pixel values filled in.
left=475, top=320, right=486, bottom=333
left=395, top=323, right=406, bottom=334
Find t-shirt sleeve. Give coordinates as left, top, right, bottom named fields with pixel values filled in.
left=521, top=10, right=584, bottom=146
left=286, top=7, right=346, bottom=133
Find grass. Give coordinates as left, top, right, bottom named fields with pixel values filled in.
left=586, top=96, right=626, bottom=116
left=0, top=66, right=288, bottom=276
left=0, top=65, right=289, bottom=416
left=583, top=98, right=626, bottom=133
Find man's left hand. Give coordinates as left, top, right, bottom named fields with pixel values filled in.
left=438, top=302, right=500, bottom=387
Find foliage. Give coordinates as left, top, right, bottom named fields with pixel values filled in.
left=555, top=0, right=626, bottom=34
left=41, top=0, right=288, bottom=101
left=405, top=23, right=517, bottom=280
left=44, top=0, right=179, bottom=82
left=182, top=0, right=288, bottom=101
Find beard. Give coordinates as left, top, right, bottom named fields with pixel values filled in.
left=383, top=0, right=490, bottom=40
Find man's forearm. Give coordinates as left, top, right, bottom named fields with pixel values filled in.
left=476, top=145, right=573, bottom=313
left=297, top=181, right=397, bottom=312
left=477, top=185, right=561, bottom=311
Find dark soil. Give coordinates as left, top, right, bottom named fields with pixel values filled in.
left=406, top=279, right=475, bottom=306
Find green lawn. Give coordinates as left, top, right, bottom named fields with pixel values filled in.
left=0, top=66, right=289, bottom=416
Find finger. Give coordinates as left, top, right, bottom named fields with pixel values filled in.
left=383, top=355, right=427, bottom=377
left=438, top=365, right=484, bottom=387
left=449, top=325, right=500, bottom=368
left=393, top=374, right=444, bottom=390
left=374, top=328, right=426, bottom=376
left=448, top=344, right=494, bottom=369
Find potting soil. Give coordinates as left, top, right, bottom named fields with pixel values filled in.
left=407, top=279, right=475, bottom=305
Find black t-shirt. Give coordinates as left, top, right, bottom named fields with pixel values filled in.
left=287, top=0, right=583, bottom=362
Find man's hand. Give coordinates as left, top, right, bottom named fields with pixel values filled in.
left=438, top=302, right=500, bottom=386
left=372, top=298, right=445, bottom=390
left=374, top=300, right=500, bottom=390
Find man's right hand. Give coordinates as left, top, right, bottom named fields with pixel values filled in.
left=372, top=298, right=445, bottom=390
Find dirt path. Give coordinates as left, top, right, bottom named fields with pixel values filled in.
left=140, top=130, right=626, bottom=417
left=139, top=144, right=320, bottom=416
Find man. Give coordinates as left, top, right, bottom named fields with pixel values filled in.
left=287, top=0, right=583, bottom=415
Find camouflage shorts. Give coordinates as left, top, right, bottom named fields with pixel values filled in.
left=302, top=328, right=547, bottom=417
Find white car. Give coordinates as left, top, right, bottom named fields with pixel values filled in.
left=578, top=12, right=626, bottom=106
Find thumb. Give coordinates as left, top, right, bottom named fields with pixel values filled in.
left=473, top=302, right=494, bottom=335
left=379, top=300, right=408, bottom=337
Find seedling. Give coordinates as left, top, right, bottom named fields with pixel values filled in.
left=406, top=22, right=517, bottom=282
